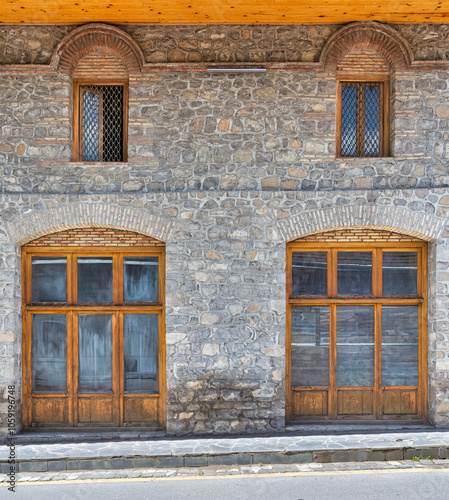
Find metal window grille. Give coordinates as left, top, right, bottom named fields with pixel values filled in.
left=341, top=82, right=382, bottom=157
left=80, top=85, right=124, bottom=162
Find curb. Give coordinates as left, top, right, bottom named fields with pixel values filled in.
left=3, top=444, right=448, bottom=473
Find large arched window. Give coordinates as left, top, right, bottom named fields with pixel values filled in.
left=22, top=228, right=165, bottom=429
left=286, top=229, right=427, bottom=422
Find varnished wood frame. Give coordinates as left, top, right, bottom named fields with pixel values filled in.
left=22, top=246, right=166, bottom=429
left=286, top=240, right=428, bottom=423
left=336, top=75, right=390, bottom=158
left=72, top=79, right=129, bottom=163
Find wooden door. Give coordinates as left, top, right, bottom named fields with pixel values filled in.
left=286, top=239, right=427, bottom=422
left=22, top=247, right=166, bottom=429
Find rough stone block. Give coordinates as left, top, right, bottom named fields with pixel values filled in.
left=132, top=458, right=158, bottom=468
left=105, top=458, right=134, bottom=469
left=253, top=454, right=271, bottom=465
left=184, top=456, right=208, bottom=467
left=47, top=461, right=67, bottom=471
left=270, top=454, right=289, bottom=464
left=19, top=461, right=47, bottom=472
left=287, top=453, right=313, bottom=464
left=66, top=460, right=107, bottom=471
left=157, top=457, right=184, bottom=468
left=208, top=455, right=235, bottom=466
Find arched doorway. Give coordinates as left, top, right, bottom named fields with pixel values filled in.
left=22, top=227, right=166, bottom=429
left=286, top=228, right=427, bottom=422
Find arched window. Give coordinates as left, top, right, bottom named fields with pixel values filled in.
left=286, top=229, right=427, bottom=422
left=22, top=228, right=165, bottom=428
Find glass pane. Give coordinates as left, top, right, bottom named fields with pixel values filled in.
left=292, top=252, right=327, bottom=296
left=31, top=257, right=67, bottom=303
left=77, top=257, right=113, bottom=303
left=364, top=84, right=380, bottom=157
left=382, top=306, right=419, bottom=386
left=78, top=315, right=112, bottom=393
left=383, top=252, right=418, bottom=296
left=337, top=252, right=372, bottom=295
left=124, top=257, right=159, bottom=303
left=32, top=314, right=67, bottom=393
left=291, top=306, right=329, bottom=387
left=337, top=306, right=374, bottom=387
left=124, top=314, right=159, bottom=394
left=341, top=84, right=357, bottom=157
left=81, top=89, right=100, bottom=161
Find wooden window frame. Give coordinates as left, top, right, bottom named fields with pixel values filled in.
left=336, top=75, right=390, bottom=158
left=73, top=79, right=129, bottom=162
left=22, top=246, right=165, bottom=429
left=286, top=240, right=427, bottom=423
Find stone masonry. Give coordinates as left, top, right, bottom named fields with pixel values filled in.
left=1, top=21, right=449, bottom=437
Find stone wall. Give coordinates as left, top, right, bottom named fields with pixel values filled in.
left=1, top=22, right=449, bottom=436
left=4, top=24, right=449, bottom=66
left=2, top=67, right=449, bottom=195
left=0, top=190, right=449, bottom=436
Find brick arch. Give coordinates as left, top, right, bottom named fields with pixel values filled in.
left=276, top=205, right=446, bottom=242
left=320, top=21, right=413, bottom=72
left=6, top=203, right=174, bottom=245
left=52, top=23, right=144, bottom=75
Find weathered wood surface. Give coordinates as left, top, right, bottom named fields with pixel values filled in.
left=3, top=1, right=449, bottom=25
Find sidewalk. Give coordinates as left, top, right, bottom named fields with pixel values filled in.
left=2, top=425, right=449, bottom=474
left=3, top=458, right=449, bottom=483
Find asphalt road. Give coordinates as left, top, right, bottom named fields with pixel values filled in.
left=4, top=468, right=449, bottom=500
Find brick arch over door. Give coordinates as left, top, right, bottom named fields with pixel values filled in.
left=320, top=21, right=413, bottom=72
left=52, top=23, right=144, bottom=75
left=6, top=202, right=174, bottom=245
left=276, top=205, right=446, bottom=242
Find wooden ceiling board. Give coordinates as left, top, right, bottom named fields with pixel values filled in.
left=2, top=1, right=449, bottom=25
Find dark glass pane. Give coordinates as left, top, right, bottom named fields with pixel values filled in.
left=382, top=306, right=419, bottom=386
left=337, top=306, right=374, bottom=387
left=124, top=257, right=159, bottom=303
left=337, top=252, right=372, bottom=295
left=78, top=315, right=112, bottom=393
left=32, top=314, right=67, bottom=393
left=77, top=257, right=113, bottom=303
left=364, top=84, right=380, bottom=157
left=383, top=252, right=418, bottom=296
left=291, top=306, right=330, bottom=387
left=81, top=85, right=123, bottom=162
left=31, top=257, right=67, bottom=303
left=81, top=89, right=100, bottom=161
left=124, top=314, right=159, bottom=394
left=341, top=82, right=381, bottom=158
left=341, top=84, right=357, bottom=156
left=292, top=252, right=327, bottom=296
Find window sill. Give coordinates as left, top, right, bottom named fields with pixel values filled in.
left=69, top=161, right=129, bottom=166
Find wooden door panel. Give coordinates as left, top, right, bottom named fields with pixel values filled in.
left=383, top=390, right=417, bottom=415
left=78, top=397, right=114, bottom=423
left=337, top=390, right=373, bottom=415
left=32, top=397, right=68, bottom=424
left=124, top=397, right=158, bottom=423
left=292, top=390, right=328, bottom=417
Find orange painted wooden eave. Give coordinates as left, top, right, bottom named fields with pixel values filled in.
left=2, top=1, right=449, bottom=25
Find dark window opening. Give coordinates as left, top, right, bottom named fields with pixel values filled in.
left=80, top=85, right=124, bottom=162
left=339, top=80, right=388, bottom=158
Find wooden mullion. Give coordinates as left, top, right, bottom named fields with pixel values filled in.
left=373, top=248, right=382, bottom=297
left=112, top=312, right=120, bottom=426
left=285, top=247, right=292, bottom=422
left=374, top=303, right=382, bottom=419
left=329, top=304, right=337, bottom=419
left=73, top=313, right=79, bottom=427
left=357, top=83, right=365, bottom=157
left=420, top=245, right=428, bottom=421
left=73, top=81, right=80, bottom=162
left=67, top=311, right=74, bottom=426
left=119, top=312, right=124, bottom=426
